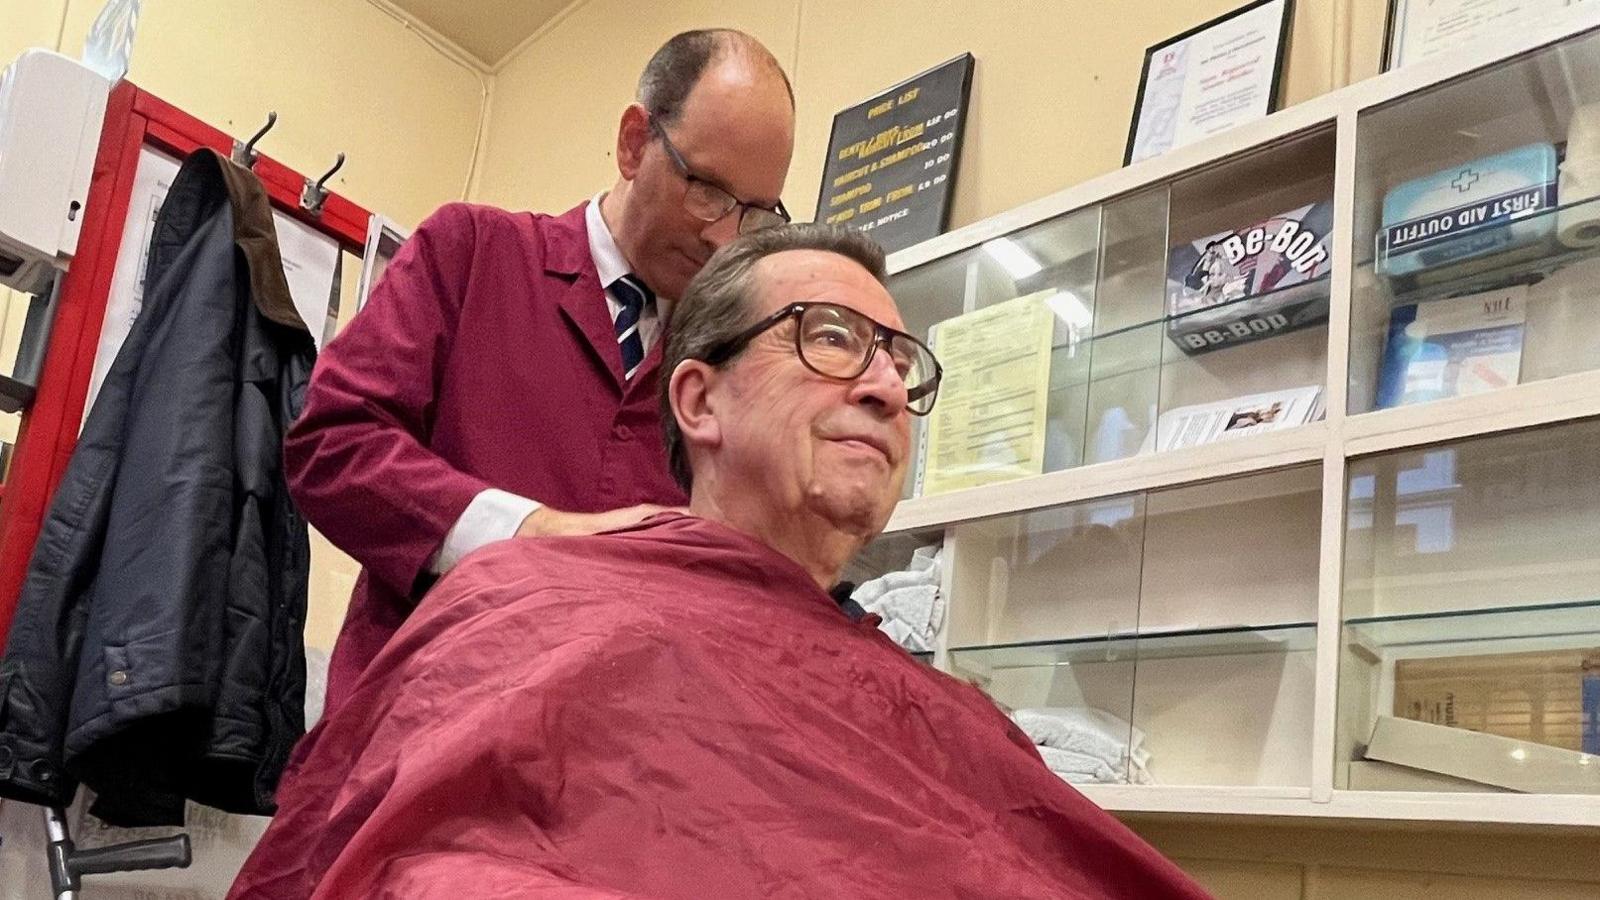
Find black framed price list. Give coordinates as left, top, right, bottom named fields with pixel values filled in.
left=816, top=54, right=975, bottom=254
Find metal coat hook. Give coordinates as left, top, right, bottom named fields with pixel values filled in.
left=300, top=152, right=346, bottom=215
left=231, top=111, right=277, bottom=169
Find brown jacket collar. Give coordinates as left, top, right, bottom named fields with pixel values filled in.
left=158, top=148, right=307, bottom=334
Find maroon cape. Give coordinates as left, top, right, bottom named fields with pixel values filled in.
left=231, top=515, right=1209, bottom=899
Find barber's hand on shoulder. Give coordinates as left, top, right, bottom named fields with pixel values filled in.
left=516, top=503, right=682, bottom=538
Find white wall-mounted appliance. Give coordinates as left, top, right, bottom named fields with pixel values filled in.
left=0, top=50, right=112, bottom=294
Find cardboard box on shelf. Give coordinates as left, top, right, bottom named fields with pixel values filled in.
left=1363, top=715, right=1600, bottom=794
left=1391, top=647, right=1597, bottom=752
left=1346, top=760, right=1509, bottom=793
left=1164, top=200, right=1334, bottom=355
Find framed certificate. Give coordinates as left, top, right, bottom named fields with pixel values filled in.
left=1384, top=0, right=1585, bottom=71
left=1125, top=0, right=1294, bottom=166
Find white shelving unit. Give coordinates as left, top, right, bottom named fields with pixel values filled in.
left=851, top=6, right=1600, bottom=827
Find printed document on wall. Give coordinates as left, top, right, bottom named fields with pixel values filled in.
left=922, top=290, right=1054, bottom=495
left=272, top=211, right=338, bottom=348
left=87, top=146, right=181, bottom=423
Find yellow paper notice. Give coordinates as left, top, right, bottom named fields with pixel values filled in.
left=922, top=290, right=1054, bottom=495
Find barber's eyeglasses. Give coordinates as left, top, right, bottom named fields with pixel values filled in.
left=701, top=302, right=943, bottom=416
left=649, top=117, right=791, bottom=235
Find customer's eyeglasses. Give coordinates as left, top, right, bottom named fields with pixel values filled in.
left=701, top=302, right=942, bottom=416
left=649, top=116, right=791, bottom=235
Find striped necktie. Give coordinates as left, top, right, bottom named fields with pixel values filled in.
left=611, top=274, right=653, bottom=379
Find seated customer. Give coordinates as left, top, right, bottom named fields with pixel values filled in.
left=230, top=224, right=1210, bottom=899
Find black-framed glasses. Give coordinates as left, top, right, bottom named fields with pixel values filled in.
left=649, top=116, right=791, bottom=235
left=701, top=302, right=942, bottom=416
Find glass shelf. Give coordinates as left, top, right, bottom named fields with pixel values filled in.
left=1092, top=274, right=1332, bottom=344
left=948, top=617, right=1318, bottom=789
left=1359, top=195, right=1600, bottom=306
left=1346, top=599, right=1600, bottom=651
left=949, top=622, right=1317, bottom=670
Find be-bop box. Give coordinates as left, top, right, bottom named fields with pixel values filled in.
left=1377, top=143, right=1559, bottom=286
left=1164, top=200, right=1334, bottom=355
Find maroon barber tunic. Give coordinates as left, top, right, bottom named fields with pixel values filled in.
left=284, top=202, right=686, bottom=714
left=229, top=514, right=1211, bottom=899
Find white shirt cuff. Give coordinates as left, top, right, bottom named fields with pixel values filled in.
left=429, top=488, right=542, bottom=574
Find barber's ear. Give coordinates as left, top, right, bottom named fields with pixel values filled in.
left=669, top=359, right=722, bottom=453
left=616, top=103, right=652, bottom=181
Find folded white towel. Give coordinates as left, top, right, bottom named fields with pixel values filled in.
left=853, top=545, right=944, bottom=652
left=867, top=584, right=937, bottom=651
left=1014, top=706, right=1156, bottom=785
left=878, top=617, right=917, bottom=650
left=856, top=568, right=936, bottom=594
left=1036, top=745, right=1156, bottom=785
left=1037, top=746, right=1119, bottom=784
left=1012, top=707, right=1142, bottom=764
left=1129, top=758, right=1154, bottom=785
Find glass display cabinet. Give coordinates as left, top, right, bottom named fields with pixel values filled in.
left=945, top=467, right=1320, bottom=791
left=1338, top=420, right=1600, bottom=796
left=888, top=129, right=1333, bottom=501
left=1349, top=26, right=1600, bottom=416
left=861, top=7, right=1600, bottom=826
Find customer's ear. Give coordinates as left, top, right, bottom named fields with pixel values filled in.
left=669, top=359, right=722, bottom=454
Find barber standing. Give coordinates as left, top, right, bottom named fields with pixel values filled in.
left=286, top=29, right=797, bottom=713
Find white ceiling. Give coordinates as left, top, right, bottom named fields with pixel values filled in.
left=387, top=0, right=573, bottom=69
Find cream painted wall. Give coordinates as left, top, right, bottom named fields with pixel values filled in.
left=468, top=3, right=1600, bottom=898
left=472, top=0, right=1389, bottom=228
left=785, top=0, right=1389, bottom=228
left=472, top=0, right=801, bottom=212
left=0, top=0, right=67, bottom=67
left=53, top=0, right=488, bottom=230
left=0, top=0, right=486, bottom=650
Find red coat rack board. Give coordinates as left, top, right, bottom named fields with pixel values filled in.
left=0, top=80, right=374, bottom=639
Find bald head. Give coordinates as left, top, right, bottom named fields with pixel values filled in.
left=638, top=29, right=794, bottom=126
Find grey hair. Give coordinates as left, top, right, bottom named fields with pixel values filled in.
left=659, top=223, right=888, bottom=491
left=637, top=29, right=794, bottom=126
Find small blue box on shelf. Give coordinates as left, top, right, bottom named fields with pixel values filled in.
left=1378, top=143, right=1559, bottom=282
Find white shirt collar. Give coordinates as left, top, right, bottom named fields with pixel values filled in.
left=585, top=193, right=632, bottom=291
